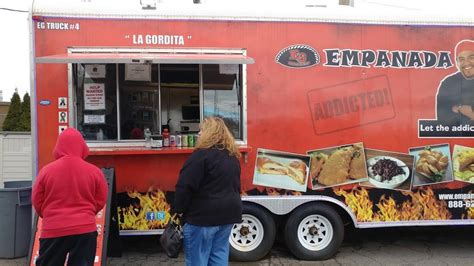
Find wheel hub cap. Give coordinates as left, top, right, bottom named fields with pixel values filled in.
left=239, top=225, right=250, bottom=236
left=308, top=225, right=318, bottom=236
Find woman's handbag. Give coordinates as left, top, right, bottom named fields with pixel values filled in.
left=159, top=215, right=183, bottom=258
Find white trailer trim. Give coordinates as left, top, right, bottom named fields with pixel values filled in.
left=357, top=219, right=474, bottom=228
left=243, top=195, right=474, bottom=229
left=243, top=195, right=358, bottom=225
left=29, top=1, right=38, bottom=178
left=36, top=50, right=254, bottom=65
left=32, top=0, right=473, bottom=26
left=120, top=229, right=163, bottom=236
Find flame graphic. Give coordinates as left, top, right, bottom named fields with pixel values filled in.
left=335, top=187, right=452, bottom=222
left=118, top=189, right=173, bottom=230
left=334, top=187, right=374, bottom=221
left=399, top=188, right=451, bottom=220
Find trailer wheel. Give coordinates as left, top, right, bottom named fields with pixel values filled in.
left=229, top=204, right=276, bottom=262
left=284, top=203, right=344, bottom=260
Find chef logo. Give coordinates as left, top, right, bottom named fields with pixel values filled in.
left=275, top=44, right=320, bottom=68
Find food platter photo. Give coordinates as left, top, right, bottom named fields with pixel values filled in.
left=253, top=149, right=310, bottom=192
left=452, top=144, right=474, bottom=183
left=366, top=156, right=411, bottom=189
left=307, top=142, right=368, bottom=190
left=360, top=149, right=414, bottom=191
left=409, top=144, right=453, bottom=187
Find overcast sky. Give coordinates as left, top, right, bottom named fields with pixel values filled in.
left=0, top=0, right=472, bottom=102
left=0, top=1, right=30, bottom=102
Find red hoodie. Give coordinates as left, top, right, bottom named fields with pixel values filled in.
left=32, top=128, right=108, bottom=238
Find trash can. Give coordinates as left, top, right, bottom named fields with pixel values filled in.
left=0, top=180, right=32, bottom=258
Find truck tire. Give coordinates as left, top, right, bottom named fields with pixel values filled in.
left=284, top=203, right=344, bottom=260
left=229, top=204, right=276, bottom=262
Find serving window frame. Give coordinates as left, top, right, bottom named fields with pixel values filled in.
left=40, top=47, right=254, bottom=147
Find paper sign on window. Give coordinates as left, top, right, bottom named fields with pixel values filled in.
left=84, top=115, right=106, bottom=124
left=84, top=83, right=106, bottom=110
left=219, top=64, right=239, bottom=75
left=85, top=65, right=106, bottom=78
left=125, top=64, right=152, bottom=81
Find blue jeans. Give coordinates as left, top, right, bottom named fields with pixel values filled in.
left=183, top=223, right=233, bottom=266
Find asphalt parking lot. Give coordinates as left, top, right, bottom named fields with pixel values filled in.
left=2, top=225, right=474, bottom=265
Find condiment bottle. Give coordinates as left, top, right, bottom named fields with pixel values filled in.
left=193, top=134, right=199, bottom=146
left=170, top=134, right=176, bottom=147
left=188, top=133, right=194, bottom=147
left=182, top=134, right=188, bottom=147
left=176, top=132, right=182, bottom=147
left=162, top=128, right=170, bottom=147
left=151, top=135, right=163, bottom=148
left=144, top=128, right=152, bottom=148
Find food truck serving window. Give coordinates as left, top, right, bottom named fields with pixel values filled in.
left=36, top=49, right=253, bottom=144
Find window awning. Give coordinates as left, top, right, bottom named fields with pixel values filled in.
left=36, top=52, right=255, bottom=64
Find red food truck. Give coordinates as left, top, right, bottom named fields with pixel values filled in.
left=31, top=0, right=474, bottom=261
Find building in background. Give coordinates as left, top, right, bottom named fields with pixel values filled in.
left=0, top=101, right=10, bottom=129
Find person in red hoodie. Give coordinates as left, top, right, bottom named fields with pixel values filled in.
left=32, top=128, right=108, bottom=266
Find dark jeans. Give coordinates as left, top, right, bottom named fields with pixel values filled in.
left=36, top=231, right=98, bottom=266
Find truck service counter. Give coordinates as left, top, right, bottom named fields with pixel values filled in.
left=89, top=146, right=252, bottom=162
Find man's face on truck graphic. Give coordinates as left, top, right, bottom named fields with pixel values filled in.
left=457, top=50, right=474, bottom=79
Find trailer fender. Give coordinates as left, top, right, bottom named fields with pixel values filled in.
left=242, top=195, right=358, bottom=227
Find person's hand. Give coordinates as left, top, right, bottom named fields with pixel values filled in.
left=458, top=105, right=474, bottom=120
left=452, top=105, right=461, bottom=113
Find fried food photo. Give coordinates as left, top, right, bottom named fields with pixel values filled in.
left=453, top=147, right=474, bottom=182
left=457, top=149, right=474, bottom=171
left=257, top=156, right=307, bottom=185
left=415, top=147, right=448, bottom=182
left=309, top=143, right=368, bottom=188
left=309, top=153, right=328, bottom=186
left=317, top=146, right=354, bottom=186
left=349, top=144, right=367, bottom=179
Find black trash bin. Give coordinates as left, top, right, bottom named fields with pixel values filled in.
left=0, top=180, right=32, bottom=258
